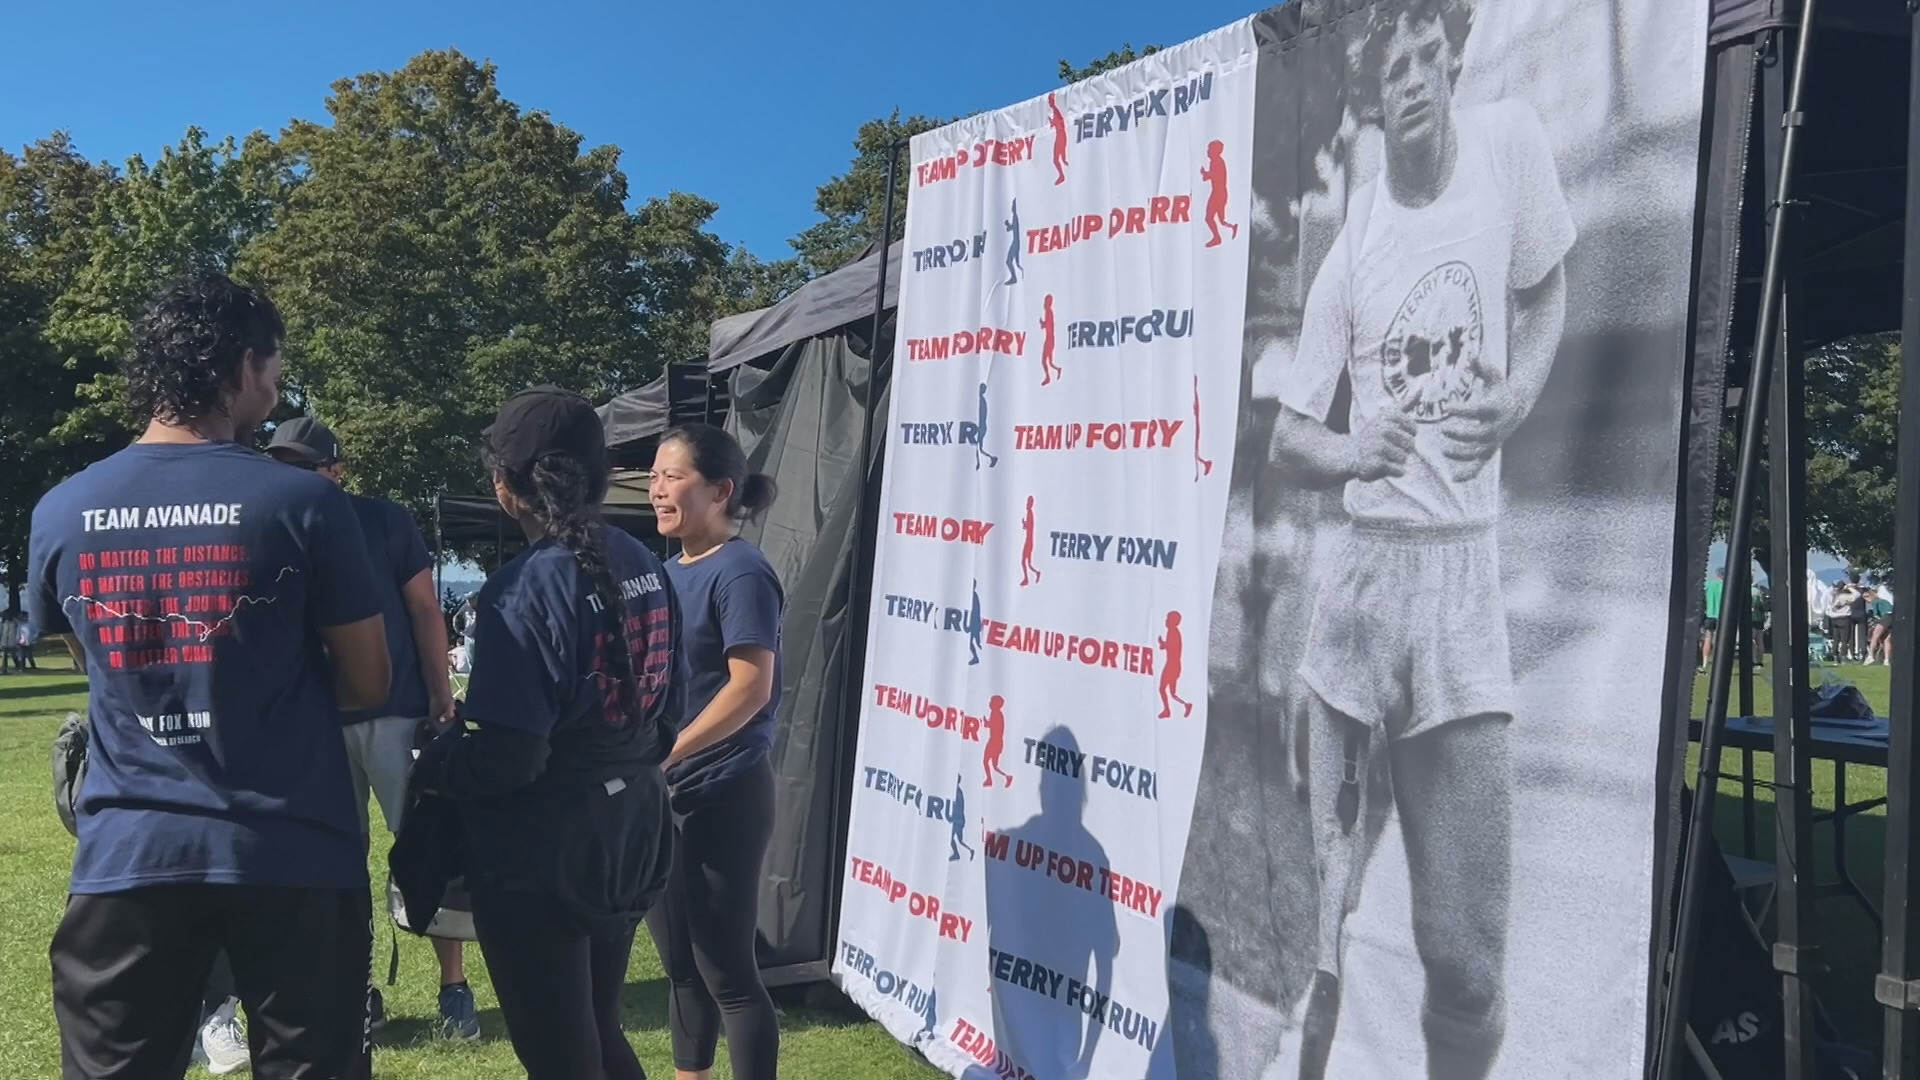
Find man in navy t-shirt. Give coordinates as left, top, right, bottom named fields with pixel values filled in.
left=27, top=273, right=392, bottom=1080
left=266, top=416, right=478, bottom=1040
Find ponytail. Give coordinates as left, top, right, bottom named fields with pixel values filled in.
left=512, top=453, right=642, bottom=730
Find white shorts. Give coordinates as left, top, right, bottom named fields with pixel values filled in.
left=1299, top=521, right=1513, bottom=741
left=341, top=716, right=421, bottom=836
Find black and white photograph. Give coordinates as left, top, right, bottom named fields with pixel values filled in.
left=1170, top=1, right=1706, bottom=1077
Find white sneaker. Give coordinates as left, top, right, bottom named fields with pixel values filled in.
left=198, top=998, right=250, bottom=1075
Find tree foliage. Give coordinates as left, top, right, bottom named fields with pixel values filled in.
left=1713, top=333, right=1901, bottom=577
left=241, top=51, right=701, bottom=513
left=791, top=111, right=949, bottom=277
left=0, top=136, right=122, bottom=607
left=1060, top=44, right=1162, bottom=84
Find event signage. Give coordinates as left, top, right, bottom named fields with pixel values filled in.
left=836, top=2, right=1709, bottom=1076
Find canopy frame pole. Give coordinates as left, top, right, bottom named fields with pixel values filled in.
left=1658, top=8, right=1821, bottom=1078
left=1877, top=3, right=1920, bottom=1073
left=824, top=137, right=904, bottom=970
left=1760, top=30, right=1819, bottom=1076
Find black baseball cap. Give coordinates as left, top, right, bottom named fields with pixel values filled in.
left=267, top=416, right=343, bottom=465
left=485, top=386, right=608, bottom=475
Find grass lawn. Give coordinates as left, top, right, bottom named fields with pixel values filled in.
left=1687, top=658, right=1896, bottom=1061
left=0, top=655, right=1900, bottom=1074
left=0, top=664, right=941, bottom=1079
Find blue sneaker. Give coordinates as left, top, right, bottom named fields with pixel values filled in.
left=438, top=982, right=480, bottom=1041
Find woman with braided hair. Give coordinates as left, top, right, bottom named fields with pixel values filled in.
left=411, top=386, right=681, bottom=1080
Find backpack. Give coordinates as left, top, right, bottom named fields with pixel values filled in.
left=51, top=711, right=88, bottom=838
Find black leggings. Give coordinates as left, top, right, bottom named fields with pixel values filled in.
left=472, top=890, right=646, bottom=1080
left=645, top=757, right=779, bottom=1077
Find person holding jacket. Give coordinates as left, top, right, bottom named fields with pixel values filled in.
left=647, top=423, right=784, bottom=1080
left=410, top=386, right=680, bottom=1080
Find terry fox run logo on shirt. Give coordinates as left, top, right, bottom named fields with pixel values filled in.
left=1381, top=260, right=1486, bottom=422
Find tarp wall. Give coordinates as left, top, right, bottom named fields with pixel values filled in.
left=728, top=329, right=892, bottom=978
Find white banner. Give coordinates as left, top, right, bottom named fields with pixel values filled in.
left=837, top=2, right=1707, bottom=1078
left=835, top=20, right=1256, bottom=1080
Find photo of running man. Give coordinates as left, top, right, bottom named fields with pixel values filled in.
left=1274, top=4, right=1573, bottom=1078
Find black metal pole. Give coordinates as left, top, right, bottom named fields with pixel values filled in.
left=1768, top=273, right=1816, bottom=1080
left=833, top=138, right=898, bottom=740
left=1876, top=4, right=1920, bottom=1070
left=1657, top=10, right=1820, bottom=1077
left=823, top=137, right=903, bottom=968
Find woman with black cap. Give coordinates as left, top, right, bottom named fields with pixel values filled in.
left=647, top=422, right=784, bottom=1080
left=410, top=386, right=680, bottom=1080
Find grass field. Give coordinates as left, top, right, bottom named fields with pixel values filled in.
left=0, top=657, right=1900, bottom=1074
left=0, top=664, right=941, bottom=1079
left=1687, top=658, right=1894, bottom=1061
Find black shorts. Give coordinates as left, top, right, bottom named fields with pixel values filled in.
left=52, top=884, right=372, bottom=1080
left=1703, top=618, right=1719, bottom=632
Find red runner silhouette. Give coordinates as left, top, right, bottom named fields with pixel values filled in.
left=1201, top=140, right=1239, bottom=248
left=1039, top=295, right=1063, bottom=386
left=982, top=695, right=1013, bottom=786
left=1048, top=93, right=1069, bottom=185
left=1193, top=375, right=1213, bottom=480
left=1020, top=496, right=1042, bottom=586
left=1157, top=612, right=1193, bottom=718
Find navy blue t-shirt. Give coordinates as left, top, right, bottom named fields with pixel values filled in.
left=340, top=493, right=433, bottom=725
left=663, top=538, right=784, bottom=794
left=464, top=530, right=680, bottom=781
left=27, top=442, right=381, bottom=893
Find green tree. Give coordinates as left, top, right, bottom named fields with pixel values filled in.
left=49, top=127, right=280, bottom=441
left=791, top=111, right=949, bottom=277
left=631, top=191, right=795, bottom=363
left=0, top=135, right=121, bottom=609
left=1713, top=333, right=1901, bottom=577
left=240, top=49, right=657, bottom=513
left=1059, top=44, right=1162, bottom=84
left=791, top=47, right=1164, bottom=279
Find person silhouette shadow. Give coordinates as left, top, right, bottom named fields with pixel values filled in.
left=984, top=726, right=1117, bottom=1080
left=1153, top=903, right=1222, bottom=1079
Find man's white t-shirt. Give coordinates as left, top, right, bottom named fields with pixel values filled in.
left=1280, top=99, right=1576, bottom=528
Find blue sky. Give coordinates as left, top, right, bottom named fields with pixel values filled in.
left=2, top=0, right=1257, bottom=260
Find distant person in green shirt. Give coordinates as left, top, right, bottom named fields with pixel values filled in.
left=1867, top=587, right=1894, bottom=665
left=1701, top=568, right=1724, bottom=672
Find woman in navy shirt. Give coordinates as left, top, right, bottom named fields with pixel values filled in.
left=412, top=387, right=679, bottom=1080
left=647, top=423, right=784, bottom=1080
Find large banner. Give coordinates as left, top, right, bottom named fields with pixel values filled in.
left=835, top=2, right=1708, bottom=1078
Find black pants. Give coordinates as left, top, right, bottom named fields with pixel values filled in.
left=471, top=890, right=646, bottom=1080
left=201, top=950, right=236, bottom=1024
left=51, top=885, right=371, bottom=1080
left=645, top=758, right=779, bottom=1078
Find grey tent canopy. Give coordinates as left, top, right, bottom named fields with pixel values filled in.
left=708, top=241, right=902, bottom=373
left=599, top=361, right=731, bottom=455
left=435, top=470, right=660, bottom=563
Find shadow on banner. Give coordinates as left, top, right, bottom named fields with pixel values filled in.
left=980, top=725, right=1121, bottom=1079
